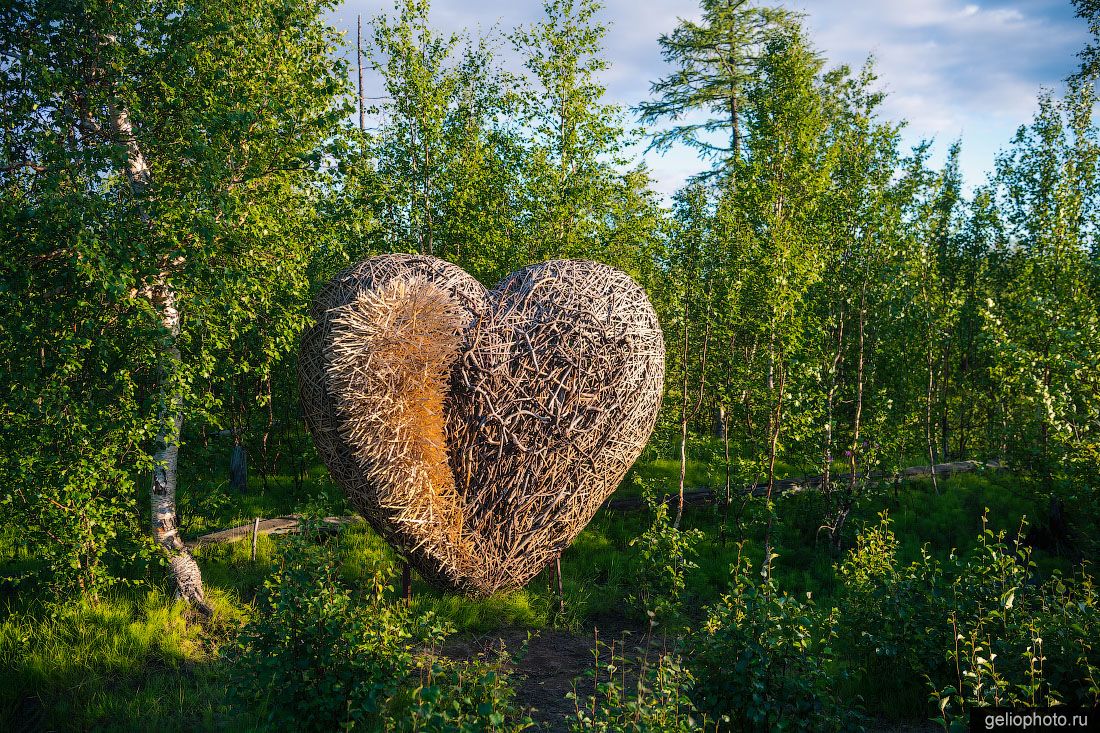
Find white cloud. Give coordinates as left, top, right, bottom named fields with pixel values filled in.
left=803, top=0, right=1086, bottom=186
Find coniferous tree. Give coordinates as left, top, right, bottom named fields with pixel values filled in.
left=637, top=0, right=796, bottom=179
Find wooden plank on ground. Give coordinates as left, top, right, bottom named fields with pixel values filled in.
left=187, top=515, right=358, bottom=549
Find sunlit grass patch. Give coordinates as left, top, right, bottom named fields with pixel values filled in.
left=0, top=587, right=250, bottom=731
left=419, top=588, right=546, bottom=632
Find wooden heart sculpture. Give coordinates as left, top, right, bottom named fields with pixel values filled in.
left=299, top=255, right=664, bottom=596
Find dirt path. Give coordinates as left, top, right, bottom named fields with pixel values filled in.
left=443, top=617, right=644, bottom=732
left=444, top=622, right=942, bottom=732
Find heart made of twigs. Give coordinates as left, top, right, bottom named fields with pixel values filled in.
left=299, top=255, right=664, bottom=596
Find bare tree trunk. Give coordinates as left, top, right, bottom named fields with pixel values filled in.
left=721, top=402, right=732, bottom=543
left=147, top=281, right=211, bottom=614
left=675, top=309, right=710, bottom=529
left=730, top=93, right=740, bottom=166
left=230, top=439, right=248, bottom=492
left=719, top=334, right=735, bottom=545
left=111, top=102, right=210, bottom=615
left=676, top=406, right=689, bottom=528
left=821, top=311, right=844, bottom=499
left=834, top=290, right=866, bottom=550
left=260, top=373, right=275, bottom=489
left=357, top=16, right=366, bottom=133
left=676, top=311, right=690, bottom=527
left=762, top=311, right=786, bottom=580
left=729, top=339, right=758, bottom=543
left=925, top=337, right=939, bottom=494
left=939, top=342, right=951, bottom=460
left=409, top=124, right=421, bottom=253
left=919, top=258, right=940, bottom=494
left=762, top=357, right=785, bottom=581
left=423, top=136, right=433, bottom=255
left=817, top=309, right=843, bottom=548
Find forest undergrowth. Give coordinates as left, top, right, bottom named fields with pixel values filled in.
left=2, top=459, right=1096, bottom=731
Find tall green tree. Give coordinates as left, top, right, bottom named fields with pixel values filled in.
left=949, top=187, right=1001, bottom=460
left=983, top=84, right=1100, bottom=491
left=362, top=0, right=532, bottom=282
left=666, top=182, right=718, bottom=526
left=889, top=142, right=965, bottom=492
left=0, top=0, right=350, bottom=602
left=808, top=61, right=903, bottom=545
left=512, top=0, right=638, bottom=262
left=637, top=0, right=796, bottom=179
left=726, top=23, right=832, bottom=570
left=365, top=0, right=464, bottom=258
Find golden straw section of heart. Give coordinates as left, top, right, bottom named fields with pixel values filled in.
left=326, top=278, right=474, bottom=575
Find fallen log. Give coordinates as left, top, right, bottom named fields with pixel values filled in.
left=603, top=459, right=1002, bottom=510
left=187, top=514, right=358, bottom=549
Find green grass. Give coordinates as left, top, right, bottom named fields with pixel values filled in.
left=0, top=589, right=255, bottom=732
left=619, top=437, right=821, bottom=501
left=0, top=448, right=1086, bottom=730
left=177, top=459, right=350, bottom=538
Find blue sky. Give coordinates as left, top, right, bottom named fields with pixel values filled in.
left=331, top=0, right=1090, bottom=199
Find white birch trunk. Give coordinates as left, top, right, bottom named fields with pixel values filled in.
left=111, top=103, right=210, bottom=614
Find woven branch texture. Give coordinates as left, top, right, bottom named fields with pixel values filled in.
left=299, top=254, right=664, bottom=596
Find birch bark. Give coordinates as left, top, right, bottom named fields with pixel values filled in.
left=111, top=103, right=210, bottom=615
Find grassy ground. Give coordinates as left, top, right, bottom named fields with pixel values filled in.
left=0, top=445, right=1077, bottom=731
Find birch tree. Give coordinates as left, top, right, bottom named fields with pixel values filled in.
left=984, top=84, right=1100, bottom=490
left=512, top=0, right=637, bottom=262
left=667, top=182, right=717, bottom=526
left=0, top=0, right=350, bottom=602
left=732, top=24, right=832, bottom=573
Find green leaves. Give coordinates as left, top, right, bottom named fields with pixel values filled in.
left=688, top=546, right=856, bottom=732
left=569, top=635, right=706, bottom=732
left=838, top=512, right=1100, bottom=725
left=233, top=527, right=533, bottom=731
left=0, top=0, right=352, bottom=596
left=627, top=479, right=705, bottom=623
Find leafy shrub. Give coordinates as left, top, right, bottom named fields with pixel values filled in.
left=833, top=511, right=1100, bottom=728
left=231, top=524, right=442, bottom=730
left=836, top=512, right=950, bottom=711
left=687, top=546, right=859, bottom=732
left=231, top=523, right=532, bottom=731
left=0, top=424, right=155, bottom=598
left=395, top=650, right=533, bottom=732
left=628, top=480, right=704, bottom=622
left=928, top=515, right=1100, bottom=730
left=569, top=630, right=715, bottom=732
